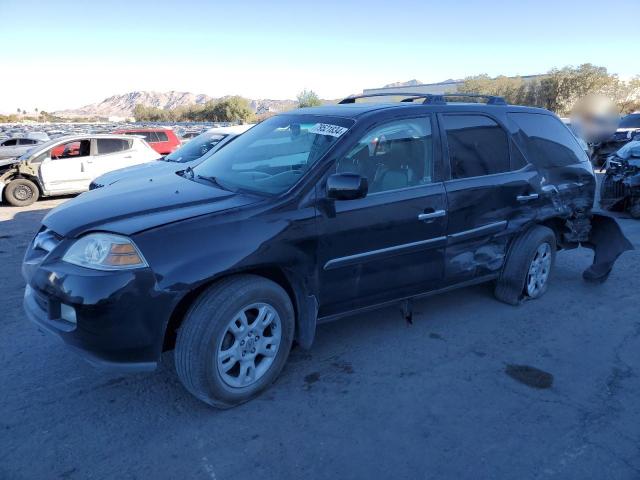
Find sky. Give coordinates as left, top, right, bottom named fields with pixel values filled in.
left=1, top=0, right=639, bottom=114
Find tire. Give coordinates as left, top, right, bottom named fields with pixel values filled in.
left=494, top=225, right=557, bottom=305
left=4, top=178, right=39, bottom=207
left=629, top=200, right=640, bottom=220
left=175, top=275, right=295, bottom=408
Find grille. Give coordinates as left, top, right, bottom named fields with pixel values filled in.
left=601, top=176, right=626, bottom=200
left=33, top=229, right=62, bottom=254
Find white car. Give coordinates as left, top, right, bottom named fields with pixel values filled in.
left=0, top=134, right=160, bottom=206
left=0, top=136, right=47, bottom=160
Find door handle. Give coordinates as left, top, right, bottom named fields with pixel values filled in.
left=124, top=155, right=132, bottom=159
left=517, top=193, right=539, bottom=202
left=418, top=210, right=446, bottom=222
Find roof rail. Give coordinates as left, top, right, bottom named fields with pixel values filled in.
left=338, top=92, right=507, bottom=106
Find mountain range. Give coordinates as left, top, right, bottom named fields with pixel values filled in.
left=54, top=81, right=439, bottom=118
left=54, top=91, right=300, bottom=118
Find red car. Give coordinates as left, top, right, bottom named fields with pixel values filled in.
left=112, top=128, right=180, bottom=155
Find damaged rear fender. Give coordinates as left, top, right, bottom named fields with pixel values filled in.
left=580, top=213, right=634, bottom=282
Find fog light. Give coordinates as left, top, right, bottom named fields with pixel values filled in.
left=60, top=303, right=77, bottom=324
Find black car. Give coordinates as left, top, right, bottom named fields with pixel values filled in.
left=22, top=93, right=632, bottom=408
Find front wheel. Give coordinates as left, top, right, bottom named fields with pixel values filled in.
left=4, top=178, right=39, bottom=207
left=175, top=275, right=295, bottom=408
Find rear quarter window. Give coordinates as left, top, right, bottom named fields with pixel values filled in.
left=509, top=112, right=589, bottom=167
left=155, top=131, right=169, bottom=142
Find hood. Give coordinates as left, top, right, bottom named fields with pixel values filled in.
left=44, top=170, right=265, bottom=237
left=93, top=160, right=176, bottom=186
left=0, top=157, right=18, bottom=168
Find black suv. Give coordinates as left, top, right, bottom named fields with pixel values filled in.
left=22, top=93, right=632, bottom=408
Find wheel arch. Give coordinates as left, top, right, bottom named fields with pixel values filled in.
left=162, top=266, right=318, bottom=352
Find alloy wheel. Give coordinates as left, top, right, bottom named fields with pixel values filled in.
left=526, top=242, right=551, bottom=297
left=216, top=303, right=282, bottom=388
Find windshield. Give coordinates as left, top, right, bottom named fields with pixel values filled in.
left=165, top=132, right=228, bottom=163
left=17, top=137, right=62, bottom=160
left=193, top=115, right=353, bottom=194
left=619, top=114, right=640, bottom=128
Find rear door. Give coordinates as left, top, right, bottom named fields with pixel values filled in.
left=86, top=138, right=136, bottom=179
left=317, top=115, right=448, bottom=317
left=439, top=112, right=538, bottom=283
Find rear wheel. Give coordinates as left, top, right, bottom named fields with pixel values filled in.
left=495, top=226, right=556, bottom=305
left=4, top=179, right=39, bottom=207
left=175, top=275, right=295, bottom=408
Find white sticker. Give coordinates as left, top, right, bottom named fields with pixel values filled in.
left=308, top=123, right=348, bottom=138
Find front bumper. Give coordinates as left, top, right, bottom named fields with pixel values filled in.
left=23, top=245, right=180, bottom=372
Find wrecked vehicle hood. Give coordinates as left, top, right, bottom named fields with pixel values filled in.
left=43, top=170, right=266, bottom=237
left=0, top=157, right=19, bottom=168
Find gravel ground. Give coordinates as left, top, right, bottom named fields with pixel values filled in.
left=1, top=197, right=639, bottom=480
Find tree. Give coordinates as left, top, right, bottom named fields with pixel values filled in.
left=211, top=96, right=253, bottom=122
left=297, top=89, right=322, bottom=108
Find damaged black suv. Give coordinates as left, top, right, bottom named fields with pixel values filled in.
left=22, top=93, right=632, bottom=408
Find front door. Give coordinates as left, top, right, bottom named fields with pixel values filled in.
left=40, top=139, right=93, bottom=193
left=317, top=115, right=448, bottom=317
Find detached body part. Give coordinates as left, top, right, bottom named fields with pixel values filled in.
left=22, top=95, right=633, bottom=408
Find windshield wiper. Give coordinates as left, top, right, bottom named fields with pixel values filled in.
left=196, top=174, right=235, bottom=192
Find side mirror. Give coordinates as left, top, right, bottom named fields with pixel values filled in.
left=327, top=173, right=368, bottom=201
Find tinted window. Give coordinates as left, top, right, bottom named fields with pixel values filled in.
left=509, top=112, right=588, bottom=167
left=619, top=114, right=640, bottom=129
left=443, top=115, right=510, bottom=179
left=155, top=131, right=169, bottom=142
left=124, top=131, right=154, bottom=142
left=96, top=138, right=131, bottom=155
left=336, top=118, right=434, bottom=193
left=2, top=139, right=17, bottom=146
left=18, top=138, right=38, bottom=145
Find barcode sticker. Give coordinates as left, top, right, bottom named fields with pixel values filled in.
left=308, top=123, right=348, bottom=138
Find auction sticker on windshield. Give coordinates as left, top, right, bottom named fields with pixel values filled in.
left=308, top=123, right=349, bottom=138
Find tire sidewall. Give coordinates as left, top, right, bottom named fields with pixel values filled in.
left=196, top=281, right=294, bottom=404
left=6, top=179, right=38, bottom=207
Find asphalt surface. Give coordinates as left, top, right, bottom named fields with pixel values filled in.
left=1, top=197, right=639, bottom=480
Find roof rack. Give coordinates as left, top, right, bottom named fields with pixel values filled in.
left=338, top=92, right=507, bottom=106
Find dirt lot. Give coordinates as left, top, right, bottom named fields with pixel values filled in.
left=1, top=197, right=639, bottom=480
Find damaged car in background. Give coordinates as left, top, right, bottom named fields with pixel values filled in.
left=601, top=140, right=640, bottom=218
left=591, top=113, right=640, bottom=167
left=22, top=93, right=633, bottom=408
left=0, top=134, right=160, bottom=206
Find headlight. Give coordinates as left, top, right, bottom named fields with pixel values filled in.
left=62, top=233, right=148, bottom=270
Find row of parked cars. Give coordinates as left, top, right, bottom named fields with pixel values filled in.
left=19, top=92, right=632, bottom=408
left=0, top=124, right=253, bottom=206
